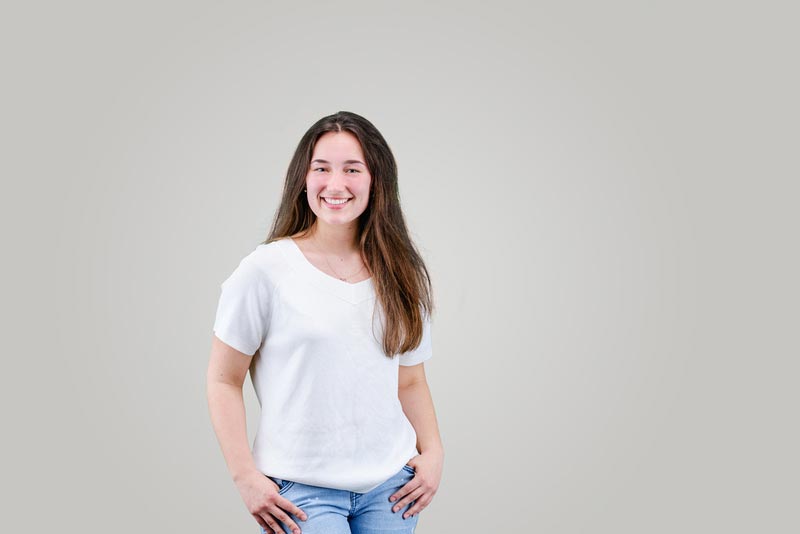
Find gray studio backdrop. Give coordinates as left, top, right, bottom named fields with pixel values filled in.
left=2, top=1, right=798, bottom=533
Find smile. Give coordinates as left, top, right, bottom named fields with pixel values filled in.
left=322, top=197, right=351, bottom=206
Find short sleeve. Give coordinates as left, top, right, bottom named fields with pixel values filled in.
left=212, top=258, right=271, bottom=356
left=398, top=312, right=433, bottom=366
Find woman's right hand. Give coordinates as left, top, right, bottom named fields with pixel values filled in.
left=235, top=470, right=308, bottom=534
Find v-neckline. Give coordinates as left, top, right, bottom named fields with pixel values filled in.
left=278, top=237, right=374, bottom=304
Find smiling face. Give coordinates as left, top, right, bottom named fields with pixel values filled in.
left=305, top=131, right=372, bottom=227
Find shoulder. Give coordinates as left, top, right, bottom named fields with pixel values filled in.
left=226, top=239, right=295, bottom=293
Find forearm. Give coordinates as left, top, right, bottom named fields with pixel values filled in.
left=206, top=381, right=258, bottom=482
left=398, top=380, right=444, bottom=456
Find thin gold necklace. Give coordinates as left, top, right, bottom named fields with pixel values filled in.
left=311, top=234, right=366, bottom=282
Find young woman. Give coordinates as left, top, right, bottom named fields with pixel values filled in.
left=207, top=111, right=444, bottom=534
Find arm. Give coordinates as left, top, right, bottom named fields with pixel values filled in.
left=391, top=362, right=444, bottom=519
left=206, top=334, right=259, bottom=482
left=398, top=363, right=444, bottom=456
left=207, top=334, right=309, bottom=532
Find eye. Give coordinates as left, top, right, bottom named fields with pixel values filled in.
left=346, top=169, right=360, bottom=173
left=313, top=167, right=327, bottom=172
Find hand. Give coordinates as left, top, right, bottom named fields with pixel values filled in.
left=235, top=470, right=308, bottom=534
left=388, top=450, right=444, bottom=519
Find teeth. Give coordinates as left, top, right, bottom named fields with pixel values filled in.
left=323, top=197, right=350, bottom=205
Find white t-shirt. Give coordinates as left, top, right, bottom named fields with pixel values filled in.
left=212, top=237, right=433, bottom=493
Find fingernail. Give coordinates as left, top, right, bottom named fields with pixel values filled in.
left=389, top=497, right=396, bottom=502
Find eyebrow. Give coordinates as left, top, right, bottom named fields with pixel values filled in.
left=310, top=159, right=366, bottom=166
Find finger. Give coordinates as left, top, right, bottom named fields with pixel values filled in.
left=258, top=512, right=285, bottom=534
left=277, top=496, right=308, bottom=523
left=392, top=485, right=426, bottom=515
left=404, top=493, right=433, bottom=519
left=269, top=505, right=303, bottom=534
left=252, top=513, right=271, bottom=532
left=388, top=478, right=419, bottom=504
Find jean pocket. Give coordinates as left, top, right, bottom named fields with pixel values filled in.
left=402, top=464, right=416, bottom=475
left=266, top=475, right=296, bottom=495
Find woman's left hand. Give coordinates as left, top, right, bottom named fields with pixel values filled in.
left=389, top=450, right=444, bottom=519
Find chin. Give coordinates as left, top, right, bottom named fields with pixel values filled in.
left=319, top=216, right=361, bottom=226
left=312, top=205, right=367, bottom=223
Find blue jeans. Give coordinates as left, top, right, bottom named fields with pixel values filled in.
left=260, top=464, right=420, bottom=534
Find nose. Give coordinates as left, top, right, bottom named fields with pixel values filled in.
left=325, top=169, right=349, bottom=189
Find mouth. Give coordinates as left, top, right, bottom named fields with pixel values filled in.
left=322, top=197, right=352, bottom=206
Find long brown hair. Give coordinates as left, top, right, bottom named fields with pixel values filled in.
left=263, top=111, right=434, bottom=359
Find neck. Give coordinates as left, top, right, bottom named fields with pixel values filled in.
left=308, top=220, right=360, bottom=255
